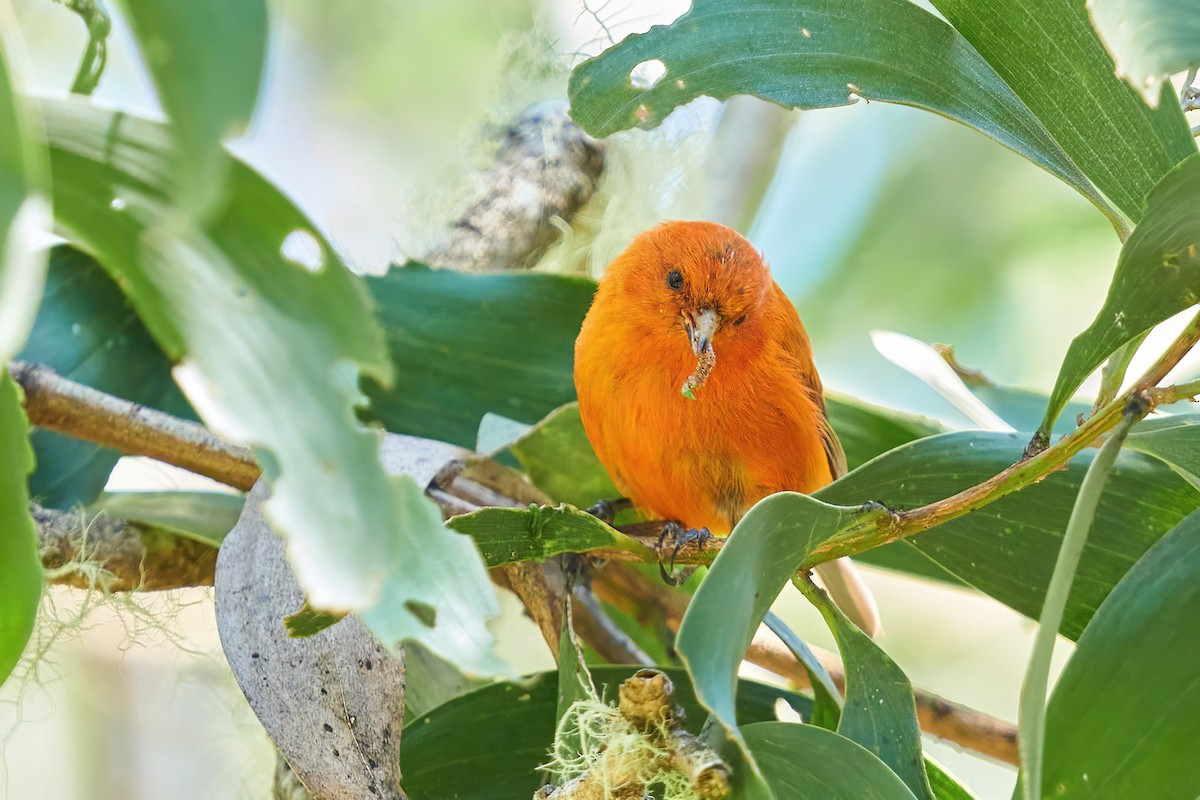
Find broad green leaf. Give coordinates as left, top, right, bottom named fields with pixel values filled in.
left=1090, top=0, right=1200, bottom=104
left=798, top=578, right=934, bottom=800
left=445, top=505, right=654, bottom=566
left=676, top=492, right=872, bottom=792
left=817, top=432, right=1200, bottom=639
left=508, top=403, right=618, bottom=507
left=0, top=24, right=48, bottom=689
left=1041, top=510, right=1200, bottom=798
left=116, top=0, right=267, bottom=218
left=1127, top=413, right=1200, bottom=489
left=931, top=0, right=1195, bottom=225
left=825, top=394, right=944, bottom=471
left=763, top=611, right=841, bottom=729
left=1040, top=153, right=1200, bottom=437
left=364, top=265, right=594, bottom=449
left=0, top=373, right=41, bottom=686
left=87, top=490, right=243, bottom=548
left=744, top=722, right=918, bottom=800
left=568, top=0, right=1113, bottom=222
left=21, top=246, right=192, bottom=508
left=401, top=666, right=812, bottom=799
left=42, top=99, right=503, bottom=673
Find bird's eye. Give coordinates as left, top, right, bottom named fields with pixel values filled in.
left=734, top=315, right=747, bottom=326
left=666, top=270, right=684, bottom=290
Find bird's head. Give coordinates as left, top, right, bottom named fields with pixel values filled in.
left=601, top=220, right=774, bottom=397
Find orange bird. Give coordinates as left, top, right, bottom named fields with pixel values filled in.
left=574, top=220, right=879, bottom=635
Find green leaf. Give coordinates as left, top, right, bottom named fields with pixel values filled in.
left=21, top=246, right=192, bottom=508
left=552, top=606, right=595, bottom=785
left=1042, top=510, right=1200, bottom=798
left=508, top=403, right=618, bottom=507
left=816, top=432, right=1200, bottom=639
left=568, top=0, right=1113, bottom=222
left=743, top=722, right=918, bottom=800
left=1018, top=417, right=1134, bottom=800
left=0, top=373, right=42, bottom=686
left=1126, top=413, right=1200, bottom=489
left=0, top=30, right=48, bottom=363
left=87, top=490, right=243, bottom=547
left=1040, top=153, right=1200, bottom=436
left=116, top=0, right=267, bottom=218
left=42, top=99, right=503, bottom=673
left=930, top=0, right=1195, bottom=226
left=762, top=611, right=841, bottom=729
left=400, top=666, right=813, bottom=800
left=0, top=26, right=48, bottom=690
left=364, top=265, right=595, bottom=449
left=925, top=759, right=980, bottom=800
left=446, top=504, right=653, bottom=567
left=825, top=394, right=944, bottom=471
left=281, top=603, right=346, bottom=638
left=402, top=640, right=479, bottom=722
left=1090, top=0, right=1200, bottom=104
left=676, top=492, right=872, bottom=792
left=797, top=577, right=934, bottom=800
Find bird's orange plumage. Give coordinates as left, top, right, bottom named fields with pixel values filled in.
left=574, top=220, right=844, bottom=537
left=575, top=221, right=879, bottom=632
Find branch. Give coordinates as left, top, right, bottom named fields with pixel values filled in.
left=422, top=102, right=604, bottom=273
left=11, top=360, right=259, bottom=491
left=35, top=503, right=217, bottom=591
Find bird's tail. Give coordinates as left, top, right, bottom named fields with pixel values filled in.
left=814, top=558, right=883, bottom=638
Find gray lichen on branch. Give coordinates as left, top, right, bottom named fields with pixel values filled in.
left=423, top=102, right=604, bottom=273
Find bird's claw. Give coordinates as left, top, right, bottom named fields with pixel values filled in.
left=586, top=497, right=632, bottom=525
left=656, top=522, right=714, bottom=585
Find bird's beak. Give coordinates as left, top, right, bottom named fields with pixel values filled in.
left=686, top=308, right=721, bottom=356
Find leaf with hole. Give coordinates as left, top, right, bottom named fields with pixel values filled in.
left=1090, top=0, right=1200, bottom=105
left=568, top=0, right=1113, bottom=223
left=42, top=99, right=503, bottom=673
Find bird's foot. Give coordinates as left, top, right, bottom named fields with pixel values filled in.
left=586, top=497, right=633, bottom=525
left=860, top=499, right=901, bottom=525
left=656, top=521, right=715, bottom=585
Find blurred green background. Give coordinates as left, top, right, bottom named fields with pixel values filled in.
left=5, top=1, right=1191, bottom=798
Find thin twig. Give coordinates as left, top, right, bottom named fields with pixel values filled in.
left=10, top=360, right=260, bottom=491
